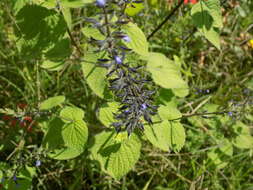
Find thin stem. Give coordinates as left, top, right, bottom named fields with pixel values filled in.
left=57, top=2, right=83, bottom=55
left=148, top=110, right=233, bottom=125
left=147, top=0, right=184, bottom=41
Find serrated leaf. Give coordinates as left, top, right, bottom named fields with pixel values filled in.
left=158, top=101, right=182, bottom=120
left=146, top=52, right=189, bottom=97
left=98, top=102, right=119, bottom=127
left=125, top=3, right=144, bottom=16
left=90, top=131, right=141, bottom=179
left=191, top=0, right=222, bottom=49
left=233, top=135, right=253, bottom=149
left=60, top=106, right=84, bottom=122
left=45, top=38, right=72, bottom=61
left=144, top=120, right=185, bottom=152
left=61, top=0, right=93, bottom=8
left=144, top=120, right=171, bottom=151
left=81, top=52, right=109, bottom=99
left=48, top=147, right=83, bottom=160
left=82, top=27, right=105, bottom=40
left=41, top=60, right=65, bottom=71
left=43, top=107, right=88, bottom=160
left=61, top=119, right=88, bottom=151
left=42, top=0, right=93, bottom=8
left=122, top=22, right=149, bottom=56
left=39, top=96, right=65, bottom=110
left=15, top=4, right=67, bottom=59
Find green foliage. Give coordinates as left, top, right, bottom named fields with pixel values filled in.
left=1, top=0, right=253, bottom=189
left=122, top=22, right=149, bottom=56
left=15, top=4, right=68, bottom=59
left=98, top=102, right=119, bottom=127
left=43, top=106, right=88, bottom=160
left=90, top=131, right=141, bottom=180
left=191, top=0, right=222, bottom=49
left=145, top=52, right=189, bottom=97
left=125, top=3, right=145, bottom=16
left=39, top=96, right=65, bottom=110
left=81, top=52, right=109, bottom=99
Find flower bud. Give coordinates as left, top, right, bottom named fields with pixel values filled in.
left=96, top=0, right=106, bottom=8
left=122, top=36, right=131, bottom=43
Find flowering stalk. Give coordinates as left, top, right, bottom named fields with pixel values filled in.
left=88, top=0, right=158, bottom=136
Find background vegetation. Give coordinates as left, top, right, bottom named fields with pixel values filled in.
left=0, top=0, right=253, bottom=189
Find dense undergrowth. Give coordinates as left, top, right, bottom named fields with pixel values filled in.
left=0, top=0, right=253, bottom=189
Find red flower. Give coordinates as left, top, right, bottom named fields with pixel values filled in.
left=2, top=115, right=12, bottom=121
left=184, top=0, right=198, bottom=4
left=23, top=116, right=33, bottom=122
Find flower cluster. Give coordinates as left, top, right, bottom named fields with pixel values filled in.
left=87, top=0, right=158, bottom=135
left=1, top=103, right=36, bottom=132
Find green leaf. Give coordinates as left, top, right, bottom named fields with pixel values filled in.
left=81, top=52, right=109, bottom=99
left=82, top=27, right=105, bottom=40
left=42, top=0, right=93, bottom=8
left=144, top=120, right=171, bottom=151
left=146, top=52, right=189, bottom=97
left=43, top=107, right=88, bottom=160
left=41, top=60, right=65, bottom=71
left=144, top=120, right=185, bottom=152
left=57, top=106, right=87, bottom=151
left=98, top=102, right=119, bottom=127
left=61, top=6, right=72, bottom=29
left=61, top=119, right=88, bottom=151
left=207, top=149, right=228, bottom=169
left=122, top=22, right=149, bottom=56
left=125, top=3, right=144, bottom=16
left=90, top=131, right=141, bottom=179
left=60, top=106, right=84, bottom=122
left=232, top=121, right=251, bottom=135
left=15, top=4, right=68, bottom=59
left=48, top=147, right=84, bottom=160
left=39, top=96, right=65, bottom=110
left=158, top=101, right=182, bottom=120
left=61, top=0, right=93, bottom=8
left=233, top=135, right=253, bottom=149
left=191, top=0, right=222, bottom=49
left=218, top=139, right=233, bottom=156
left=44, top=38, right=72, bottom=61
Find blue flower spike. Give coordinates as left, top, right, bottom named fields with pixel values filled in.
left=96, top=0, right=106, bottom=8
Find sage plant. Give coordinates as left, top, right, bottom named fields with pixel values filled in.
left=86, top=0, right=158, bottom=135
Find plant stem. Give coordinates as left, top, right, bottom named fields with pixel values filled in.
left=147, top=0, right=184, bottom=41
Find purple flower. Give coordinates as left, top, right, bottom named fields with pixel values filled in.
left=141, top=103, right=147, bottom=110
left=115, top=56, right=122, bottom=64
left=228, top=111, right=233, bottom=117
left=35, top=160, right=41, bottom=167
left=96, top=0, right=106, bottom=7
left=13, top=175, right=17, bottom=181
left=122, top=36, right=131, bottom=43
